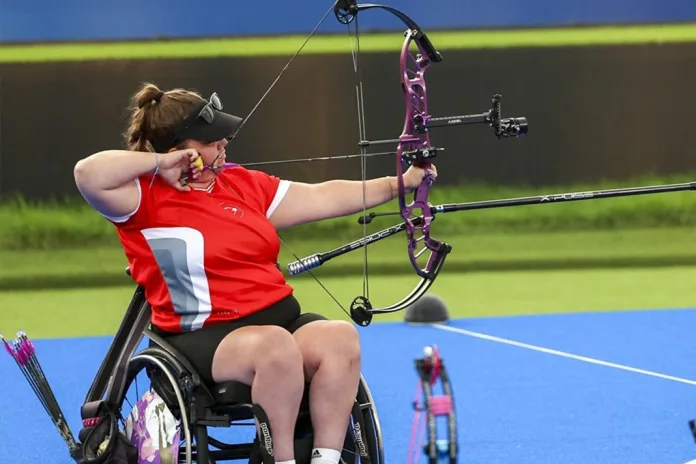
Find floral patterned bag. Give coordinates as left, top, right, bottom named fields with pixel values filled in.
left=124, top=390, right=181, bottom=464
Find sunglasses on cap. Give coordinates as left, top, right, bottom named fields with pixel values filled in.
left=197, top=92, right=223, bottom=123
left=150, top=92, right=243, bottom=153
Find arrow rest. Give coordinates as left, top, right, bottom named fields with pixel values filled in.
left=402, top=147, right=443, bottom=166
left=350, top=296, right=374, bottom=326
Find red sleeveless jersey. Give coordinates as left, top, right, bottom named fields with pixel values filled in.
left=105, top=167, right=294, bottom=333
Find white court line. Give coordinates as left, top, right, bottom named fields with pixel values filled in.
left=431, top=323, right=696, bottom=386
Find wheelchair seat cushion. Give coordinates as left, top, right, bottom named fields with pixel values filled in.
left=149, top=296, right=302, bottom=384
left=212, top=381, right=311, bottom=411
left=213, top=381, right=253, bottom=404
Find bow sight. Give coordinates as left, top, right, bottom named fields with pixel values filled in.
left=414, top=94, right=529, bottom=139
left=359, top=94, right=529, bottom=167
left=405, top=94, right=528, bottom=165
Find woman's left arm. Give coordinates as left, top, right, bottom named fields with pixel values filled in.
left=268, top=165, right=436, bottom=229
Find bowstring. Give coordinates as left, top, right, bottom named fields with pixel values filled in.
left=212, top=0, right=357, bottom=321
left=227, top=2, right=338, bottom=141
left=347, top=8, right=371, bottom=303
left=212, top=168, right=353, bottom=319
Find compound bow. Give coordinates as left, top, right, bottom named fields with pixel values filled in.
left=228, top=0, right=529, bottom=326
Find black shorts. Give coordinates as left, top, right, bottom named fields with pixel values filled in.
left=149, top=294, right=326, bottom=384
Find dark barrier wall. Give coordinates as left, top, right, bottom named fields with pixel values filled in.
left=1, top=0, right=696, bottom=43
left=1, top=43, right=696, bottom=201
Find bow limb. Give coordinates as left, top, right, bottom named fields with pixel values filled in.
left=286, top=216, right=452, bottom=327
left=335, top=2, right=442, bottom=65
left=348, top=240, right=452, bottom=326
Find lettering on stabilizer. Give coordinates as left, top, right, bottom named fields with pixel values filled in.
left=347, top=226, right=402, bottom=250
left=540, top=191, right=595, bottom=202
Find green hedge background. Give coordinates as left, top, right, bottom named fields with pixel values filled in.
left=2, top=173, right=696, bottom=290
left=3, top=173, right=696, bottom=250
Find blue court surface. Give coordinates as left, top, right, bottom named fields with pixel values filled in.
left=3, top=308, right=696, bottom=463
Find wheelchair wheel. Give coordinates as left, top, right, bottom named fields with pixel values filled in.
left=343, top=375, right=384, bottom=464
left=114, top=347, right=197, bottom=464
left=114, top=346, right=384, bottom=464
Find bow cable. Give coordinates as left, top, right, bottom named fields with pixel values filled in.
left=347, top=8, right=372, bottom=305
left=215, top=0, right=367, bottom=322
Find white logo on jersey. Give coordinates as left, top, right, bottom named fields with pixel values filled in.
left=218, top=202, right=245, bottom=218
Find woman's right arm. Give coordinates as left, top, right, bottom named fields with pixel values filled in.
left=73, top=149, right=200, bottom=220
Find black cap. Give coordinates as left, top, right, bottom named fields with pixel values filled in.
left=149, top=94, right=242, bottom=152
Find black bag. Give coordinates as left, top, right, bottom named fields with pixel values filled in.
left=75, top=402, right=138, bottom=464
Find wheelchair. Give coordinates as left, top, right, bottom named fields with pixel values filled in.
left=74, top=266, right=385, bottom=464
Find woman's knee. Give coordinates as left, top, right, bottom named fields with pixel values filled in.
left=302, top=320, right=361, bottom=366
left=255, top=326, right=304, bottom=375
left=330, top=321, right=361, bottom=363
left=211, top=325, right=304, bottom=383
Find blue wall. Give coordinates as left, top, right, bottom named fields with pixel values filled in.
left=1, top=0, right=696, bottom=43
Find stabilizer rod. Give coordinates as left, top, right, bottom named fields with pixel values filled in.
left=291, top=179, right=696, bottom=274
left=360, top=180, right=696, bottom=224
left=434, top=180, right=696, bottom=214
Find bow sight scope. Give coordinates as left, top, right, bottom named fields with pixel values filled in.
left=489, top=94, right=528, bottom=139
left=497, top=116, right=528, bottom=138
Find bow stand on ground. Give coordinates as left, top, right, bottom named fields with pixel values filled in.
left=226, top=0, right=529, bottom=326
left=408, top=345, right=457, bottom=464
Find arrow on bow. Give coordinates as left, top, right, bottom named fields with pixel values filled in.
left=221, top=0, right=529, bottom=326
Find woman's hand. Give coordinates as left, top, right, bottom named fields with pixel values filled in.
left=402, top=163, right=438, bottom=192
left=156, top=149, right=202, bottom=191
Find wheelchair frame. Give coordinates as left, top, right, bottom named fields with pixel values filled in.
left=76, top=268, right=385, bottom=464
